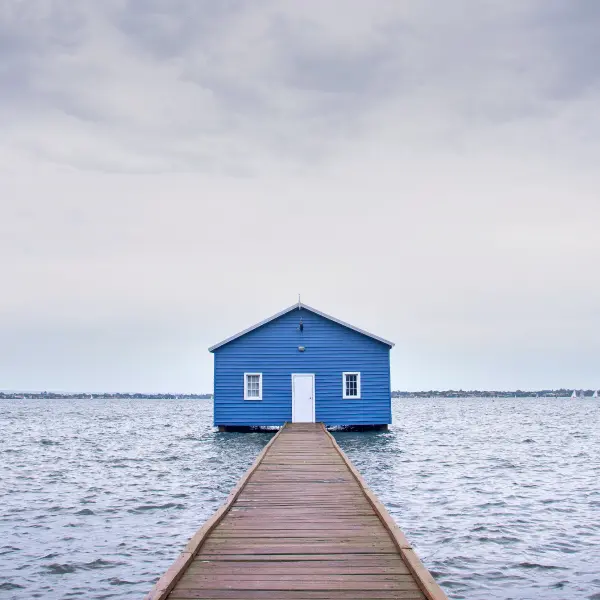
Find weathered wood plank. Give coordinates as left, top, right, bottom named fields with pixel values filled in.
left=194, top=553, right=407, bottom=563
left=169, top=590, right=425, bottom=599
left=173, top=580, right=421, bottom=591
left=199, top=544, right=399, bottom=555
left=176, top=573, right=417, bottom=584
left=185, top=563, right=410, bottom=575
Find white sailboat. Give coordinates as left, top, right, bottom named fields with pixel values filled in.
left=571, top=390, right=577, bottom=399
left=593, top=390, right=598, bottom=398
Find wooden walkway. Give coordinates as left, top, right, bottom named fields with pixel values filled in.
left=145, top=423, right=448, bottom=600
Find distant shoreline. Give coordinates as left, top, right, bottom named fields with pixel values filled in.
left=393, top=389, right=596, bottom=398
left=1, top=389, right=596, bottom=400
left=0, top=392, right=213, bottom=400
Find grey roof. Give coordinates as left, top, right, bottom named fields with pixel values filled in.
left=208, top=302, right=394, bottom=352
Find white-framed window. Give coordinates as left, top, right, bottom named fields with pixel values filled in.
left=343, top=372, right=361, bottom=399
left=244, top=373, right=262, bottom=400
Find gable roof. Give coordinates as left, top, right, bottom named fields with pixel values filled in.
left=208, top=302, right=394, bottom=352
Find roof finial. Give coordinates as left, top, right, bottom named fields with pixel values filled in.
left=298, top=293, right=301, bottom=307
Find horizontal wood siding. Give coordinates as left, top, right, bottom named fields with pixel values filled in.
left=213, top=307, right=391, bottom=426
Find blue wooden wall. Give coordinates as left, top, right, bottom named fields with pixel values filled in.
left=212, top=307, right=391, bottom=426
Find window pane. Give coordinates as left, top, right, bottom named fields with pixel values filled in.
left=345, top=374, right=358, bottom=396
left=247, top=375, right=261, bottom=398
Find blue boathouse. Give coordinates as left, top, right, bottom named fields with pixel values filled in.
left=209, top=302, right=394, bottom=430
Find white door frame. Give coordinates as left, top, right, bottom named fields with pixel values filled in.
left=291, top=373, right=315, bottom=423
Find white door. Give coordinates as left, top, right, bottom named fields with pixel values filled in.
left=292, top=374, right=315, bottom=423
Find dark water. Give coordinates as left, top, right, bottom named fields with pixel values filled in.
left=0, top=399, right=598, bottom=600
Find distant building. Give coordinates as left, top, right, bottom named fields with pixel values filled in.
left=209, top=302, right=394, bottom=430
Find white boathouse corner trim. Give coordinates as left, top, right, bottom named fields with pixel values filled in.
left=208, top=301, right=394, bottom=352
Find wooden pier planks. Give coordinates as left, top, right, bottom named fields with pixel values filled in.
left=145, top=423, right=448, bottom=600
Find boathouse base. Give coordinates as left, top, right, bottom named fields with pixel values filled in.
left=218, top=423, right=389, bottom=432
left=332, top=423, right=389, bottom=431
left=217, top=425, right=277, bottom=432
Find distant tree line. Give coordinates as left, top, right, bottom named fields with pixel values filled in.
left=392, top=389, right=596, bottom=398
left=0, top=392, right=213, bottom=400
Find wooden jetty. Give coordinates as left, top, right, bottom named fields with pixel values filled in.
left=145, top=423, right=448, bottom=600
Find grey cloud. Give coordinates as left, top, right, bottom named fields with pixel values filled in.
left=533, top=1, right=600, bottom=99
left=3, top=0, right=600, bottom=173
left=112, top=0, right=247, bottom=59
left=0, top=2, right=86, bottom=95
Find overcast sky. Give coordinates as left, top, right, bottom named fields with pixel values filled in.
left=1, top=1, right=599, bottom=393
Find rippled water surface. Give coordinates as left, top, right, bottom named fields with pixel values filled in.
left=1, top=398, right=599, bottom=600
